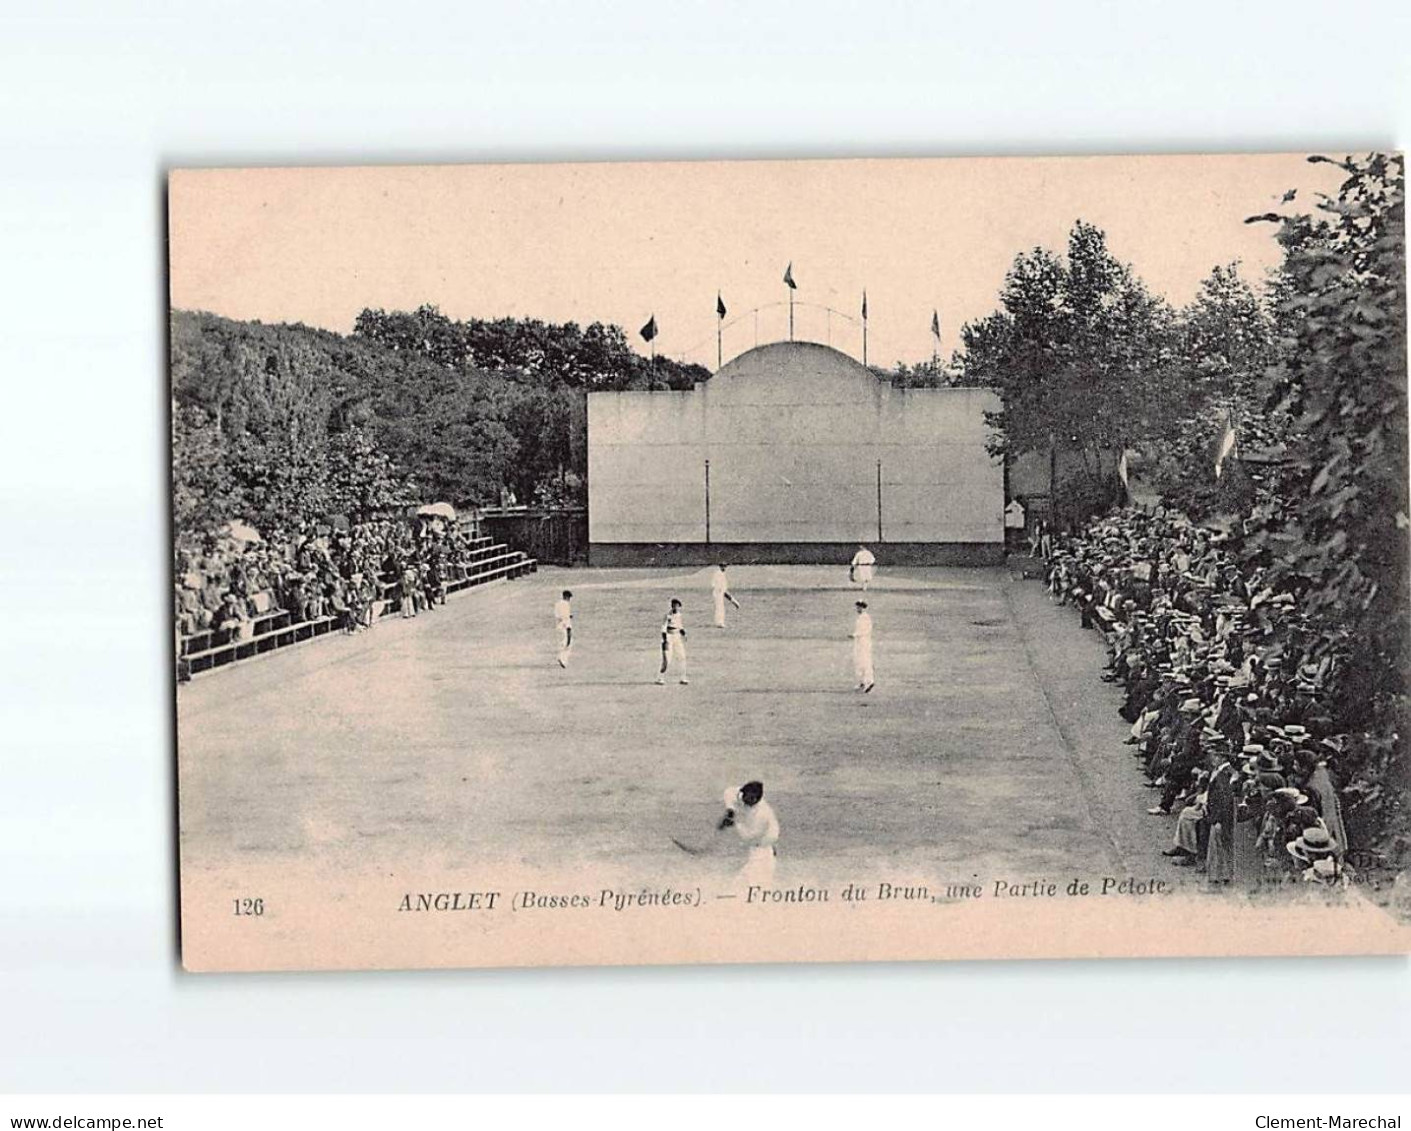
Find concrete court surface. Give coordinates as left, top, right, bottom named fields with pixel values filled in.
left=177, top=563, right=1183, bottom=893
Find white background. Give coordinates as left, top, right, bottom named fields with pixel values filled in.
left=1, top=0, right=1409, bottom=1094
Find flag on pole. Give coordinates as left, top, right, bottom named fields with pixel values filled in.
left=783, top=262, right=797, bottom=290
left=931, top=309, right=941, bottom=338
left=715, top=294, right=726, bottom=369
left=861, top=291, right=869, bottom=367
left=1214, top=416, right=1237, bottom=479
left=640, top=315, right=657, bottom=343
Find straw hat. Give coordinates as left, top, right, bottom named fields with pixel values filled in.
left=1287, top=826, right=1336, bottom=861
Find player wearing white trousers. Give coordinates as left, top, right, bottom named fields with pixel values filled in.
left=711, top=564, right=740, bottom=628
left=852, top=601, right=874, bottom=691
left=657, top=598, right=689, bottom=684
left=554, top=590, right=573, bottom=668
left=850, top=544, right=876, bottom=591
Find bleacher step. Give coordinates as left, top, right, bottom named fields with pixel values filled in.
left=179, top=553, right=537, bottom=678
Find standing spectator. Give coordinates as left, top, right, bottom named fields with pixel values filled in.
left=1204, top=748, right=1239, bottom=885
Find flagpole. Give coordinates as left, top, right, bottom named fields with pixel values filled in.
left=876, top=459, right=883, bottom=543
left=862, top=290, right=868, bottom=368
left=785, top=262, right=795, bottom=342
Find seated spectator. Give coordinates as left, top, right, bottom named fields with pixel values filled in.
left=215, top=592, right=250, bottom=644
left=1040, top=504, right=1360, bottom=889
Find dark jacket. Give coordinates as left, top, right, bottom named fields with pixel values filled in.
left=1206, top=763, right=1238, bottom=829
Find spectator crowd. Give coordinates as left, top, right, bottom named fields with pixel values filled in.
left=174, top=515, right=482, bottom=648
left=1042, top=507, right=1356, bottom=889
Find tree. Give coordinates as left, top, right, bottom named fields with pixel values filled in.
left=224, top=429, right=332, bottom=534
left=1142, top=262, right=1279, bottom=517
left=171, top=312, right=349, bottom=537
left=1184, top=262, right=1276, bottom=407
left=171, top=403, right=239, bottom=536
left=1240, top=153, right=1408, bottom=854
left=353, top=305, right=468, bottom=369
left=888, top=358, right=962, bottom=388
left=959, top=222, right=1180, bottom=523
left=325, top=425, right=417, bottom=518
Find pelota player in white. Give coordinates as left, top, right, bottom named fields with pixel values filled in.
left=553, top=589, right=573, bottom=667
left=852, top=599, right=875, bottom=692
left=849, top=543, right=876, bottom=591
left=718, top=780, right=779, bottom=884
left=656, top=597, right=689, bottom=685
left=711, top=564, right=741, bottom=628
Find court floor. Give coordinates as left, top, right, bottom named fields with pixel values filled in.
left=177, top=563, right=1170, bottom=892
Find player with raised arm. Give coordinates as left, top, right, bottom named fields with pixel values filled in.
left=711, top=564, right=741, bottom=628
left=718, top=780, right=779, bottom=883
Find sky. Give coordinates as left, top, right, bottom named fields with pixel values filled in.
left=168, top=153, right=1342, bottom=369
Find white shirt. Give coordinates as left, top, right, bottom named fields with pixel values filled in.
left=732, top=800, right=779, bottom=849
left=554, top=599, right=572, bottom=627
left=852, top=611, right=873, bottom=643
left=851, top=548, right=875, bottom=568
left=711, top=570, right=729, bottom=597
left=664, top=610, right=684, bottom=634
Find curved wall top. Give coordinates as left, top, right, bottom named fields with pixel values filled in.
left=704, top=341, right=883, bottom=404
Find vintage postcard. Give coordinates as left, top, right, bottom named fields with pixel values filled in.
left=169, top=153, right=1410, bottom=972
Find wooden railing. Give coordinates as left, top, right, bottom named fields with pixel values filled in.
left=177, top=541, right=537, bottom=678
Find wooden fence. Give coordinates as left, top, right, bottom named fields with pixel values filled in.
left=477, top=507, right=588, bottom=566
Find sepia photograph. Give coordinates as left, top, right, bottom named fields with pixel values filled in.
left=168, top=153, right=1411, bottom=972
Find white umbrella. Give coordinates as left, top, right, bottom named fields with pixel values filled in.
left=222, top=520, right=262, bottom=544
left=417, top=502, right=457, bottom=520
